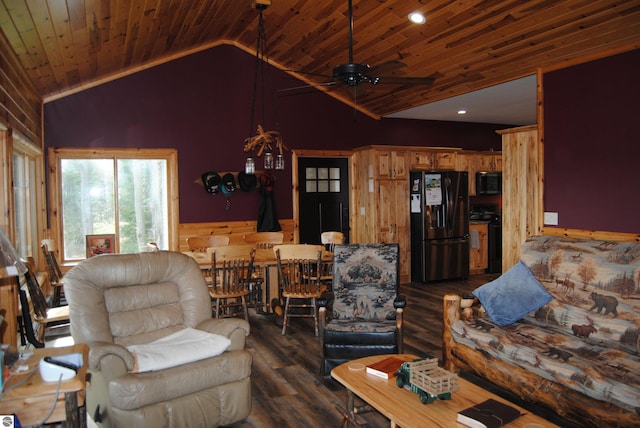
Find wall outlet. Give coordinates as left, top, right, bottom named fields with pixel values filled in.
left=544, top=212, right=559, bottom=225
left=360, top=207, right=366, bottom=215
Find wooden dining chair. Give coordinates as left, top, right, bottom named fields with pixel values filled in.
left=272, top=244, right=324, bottom=260
left=320, top=232, right=344, bottom=287
left=243, top=231, right=284, bottom=249
left=40, top=239, right=65, bottom=307
left=208, top=247, right=256, bottom=322
left=208, top=245, right=263, bottom=310
left=275, top=248, right=326, bottom=336
left=273, top=243, right=329, bottom=288
left=321, top=231, right=344, bottom=252
left=186, top=235, right=230, bottom=251
left=19, top=260, right=71, bottom=348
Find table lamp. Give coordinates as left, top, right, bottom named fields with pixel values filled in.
left=0, top=227, right=27, bottom=279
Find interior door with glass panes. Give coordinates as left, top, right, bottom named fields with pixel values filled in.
left=298, top=157, right=349, bottom=245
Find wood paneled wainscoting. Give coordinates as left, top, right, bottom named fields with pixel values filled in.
left=178, top=219, right=295, bottom=252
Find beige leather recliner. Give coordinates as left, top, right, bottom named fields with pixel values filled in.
left=64, top=251, right=252, bottom=428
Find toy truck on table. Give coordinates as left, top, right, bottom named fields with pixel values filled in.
left=395, top=357, right=459, bottom=404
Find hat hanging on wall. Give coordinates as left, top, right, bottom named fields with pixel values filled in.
left=221, top=173, right=236, bottom=196
left=237, top=171, right=257, bottom=192
left=202, top=172, right=221, bottom=195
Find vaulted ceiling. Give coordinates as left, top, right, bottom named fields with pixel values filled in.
left=1, top=0, right=639, bottom=119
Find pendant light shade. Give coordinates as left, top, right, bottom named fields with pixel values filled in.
left=245, top=157, right=255, bottom=175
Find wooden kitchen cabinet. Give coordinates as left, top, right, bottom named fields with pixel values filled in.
left=410, top=149, right=459, bottom=170
left=498, top=125, right=540, bottom=272
left=375, top=149, right=407, bottom=179
left=353, top=147, right=410, bottom=282
left=378, top=179, right=410, bottom=279
left=462, top=153, right=479, bottom=196
left=478, top=151, right=502, bottom=172
left=469, top=222, right=489, bottom=275
left=463, top=151, right=502, bottom=196
left=351, top=145, right=501, bottom=282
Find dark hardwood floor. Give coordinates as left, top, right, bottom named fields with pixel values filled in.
left=229, top=274, right=498, bottom=428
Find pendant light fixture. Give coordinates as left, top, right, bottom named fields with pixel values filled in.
left=243, top=1, right=287, bottom=174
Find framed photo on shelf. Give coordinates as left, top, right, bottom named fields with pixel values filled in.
left=86, top=234, right=115, bottom=258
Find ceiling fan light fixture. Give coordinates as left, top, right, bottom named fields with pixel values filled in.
left=282, top=0, right=437, bottom=111
left=408, top=12, right=426, bottom=24
left=333, top=63, right=371, bottom=87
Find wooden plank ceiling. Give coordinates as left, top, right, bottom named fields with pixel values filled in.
left=1, top=0, right=639, bottom=118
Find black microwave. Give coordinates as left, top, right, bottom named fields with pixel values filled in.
left=476, top=172, right=502, bottom=195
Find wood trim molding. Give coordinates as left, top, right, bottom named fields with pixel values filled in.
left=291, top=150, right=355, bottom=244
left=539, top=42, right=640, bottom=75
left=178, top=219, right=295, bottom=252
left=542, top=227, right=639, bottom=243
left=47, top=147, right=180, bottom=258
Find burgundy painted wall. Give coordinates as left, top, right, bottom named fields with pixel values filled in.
left=544, top=49, right=640, bottom=234
left=43, top=45, right=507, bottom=224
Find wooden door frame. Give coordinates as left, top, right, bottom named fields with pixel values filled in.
left=291, top=149, right=355, bottom=244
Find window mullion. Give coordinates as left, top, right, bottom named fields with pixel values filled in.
left=113, top=157, right=120, bottom=253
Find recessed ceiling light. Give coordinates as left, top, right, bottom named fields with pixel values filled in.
left=408, top=12, right=426, bottom=24
left=457, top=110, right=467, bottom=115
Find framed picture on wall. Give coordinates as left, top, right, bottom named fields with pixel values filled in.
left=86, top=234, right=116, bottom=258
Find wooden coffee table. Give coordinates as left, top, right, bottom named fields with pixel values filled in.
left=332, top=354, right=558, bottom=428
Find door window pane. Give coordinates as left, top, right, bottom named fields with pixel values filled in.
left=306, top=168, right=316, bottom=179
left=305, top=167, right=341, bottom=193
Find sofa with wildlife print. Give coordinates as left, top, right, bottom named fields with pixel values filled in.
left=450, top=235, right=640, bottom=417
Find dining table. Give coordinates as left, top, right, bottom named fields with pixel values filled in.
left=183, top=245, right=332, bottom=314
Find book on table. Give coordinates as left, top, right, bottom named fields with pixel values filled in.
left=457, top=398, right=522, bottom=428
left=365, top=356, right=405, bottom=379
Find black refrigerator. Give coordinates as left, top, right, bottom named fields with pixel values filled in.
left=410, top=171, right=470, bottom=282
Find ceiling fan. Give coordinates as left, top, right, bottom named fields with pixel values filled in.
left=285, top=0, right=436, bottom=94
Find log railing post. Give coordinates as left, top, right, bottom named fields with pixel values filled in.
left=443, top=293, right=461, bottom=372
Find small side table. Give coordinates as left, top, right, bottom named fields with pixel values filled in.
left=0, top=343, right=89, bottom=427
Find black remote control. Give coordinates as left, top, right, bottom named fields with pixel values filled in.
left=43, top=356, right=79, bottom=373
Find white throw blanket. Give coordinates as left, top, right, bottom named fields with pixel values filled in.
left=127, top=328, right=231, bottom=373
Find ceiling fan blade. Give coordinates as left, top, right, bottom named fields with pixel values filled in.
left=279, top=81, right=339, bottom=92
left=373, top=76, right=436, bottom=85
left=282, top=0, right=435, bottom=108
left=369, top=60, right=408, bottom=75
left=285, top=69, right=333, bottom=79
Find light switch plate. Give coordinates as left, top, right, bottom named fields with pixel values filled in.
left=544, top=212, right=559, bottom=225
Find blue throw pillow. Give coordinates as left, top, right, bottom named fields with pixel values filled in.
left=472, top=261, right=553, bottom=326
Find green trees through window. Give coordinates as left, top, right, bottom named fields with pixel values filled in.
left=51, top=148, right=178, bottom=262
left=61, top=158, right=168, bottom=259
